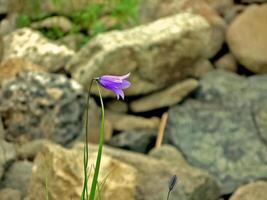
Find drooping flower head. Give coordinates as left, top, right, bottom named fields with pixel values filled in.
left=97, top=73, right=131, bottom=100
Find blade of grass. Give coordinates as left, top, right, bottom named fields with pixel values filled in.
left=81, top=79, right=94, bottom=200
left=89, top=82, right=105, bottom=200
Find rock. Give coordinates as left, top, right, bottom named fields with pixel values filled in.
left=79, top=144, right=220, bottom=200
left=139, top=0, right=226, bottom=56
left=30, top=16, right=73, bottom=33
left=203, top=0, right=233, bottom=12
left=0, top=0, right=9, bottom=14
left=0, top=14, right=17, bottom=36
left=227, top=4, right=267, bottom=73
left=166, top=70, right=267, bottom=194
left=0, top=72, right=85, bottom=146
left=108, top=129, right=157, bottom=153
left=149, top=145, right=189, bottom=167
left=229, top=181, right=267, bottom=200
left=1, top=161, right=32, bottom=197
left=0, top=116, right=4, bottom=140
left=215, top=53, right=237, bottom=72
left=0, top=58, right=47, bottom=87
left=106, top=100, right=128, bottom=113
left=223, top=5, right=245, bottom=24
left=15, top=139, right=48, bottom=160
left=0, top=140, right=16, bottom=179
left=240, top=0, right=267, bottom=3
left=66, top=13, right=221, bottom=96
left=59, top=33, right=85, bottom=51
left=3, top=28, right=74, bottom=72
left=106, top=111, right=160, bottom=131
left=0, top=188, right=22, bottom=200
left=32, top=142, right=220, bottom=200
left=26, top=142, right=138, bottom=200
left=191, top=59, right=214, bottom=78
left=130, top=79, right=198, bottom=112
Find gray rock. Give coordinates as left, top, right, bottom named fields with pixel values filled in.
left=66, top=13, right=221, bottom=96
left=108, top=129, right=157, bottom=153
left=0, top=72, right=85, bottom=146
left=3, top=28, right=74, bottom=72
left=149, top=145, right=188, bottom=167
left=229, top=181, right=267, bottom=200
left=0, top=140, right=16, bottom=179
left=166, top=70, right=267, bottom=194
left=2, top=161, right=32, bottom=197
left=227, top=4, right=267, bottom=73
left=0, top=188, right=22, bottom=200
left=130, top=79, right=198, bottom=112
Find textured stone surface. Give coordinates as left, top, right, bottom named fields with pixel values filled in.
left=3, top=28, right=74, bottom=72
left=130, top=79, right=198, bottom=112
left=0, top=140, right=16, bottom=179
left=229, top=181, right=267, bottom=200
left=166, top=70, right=267, bottom=194
left=0, top=58, right=47, bottom=87
left=227, top=4, right=267, bottom=73
left=215, top=53, right=237, bottom=72
left=2, top=161, right=32, bottom=197
left=26, top=142, right=138, bottom=200
left=0, top=188, right=22, bottom=200
left=0, top=116, right=4, bottom=140
left=67, top=13, right=220, bottom=96
left=108, top=129, right=157, bottom=153
left=106, top=111, right=160, bottom=131
left=79, top=144, right=221, bottom=200
left=0, top=72, right=85, bottom=145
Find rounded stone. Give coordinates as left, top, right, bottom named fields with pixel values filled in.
left=227, top=4, right=267, bottom=73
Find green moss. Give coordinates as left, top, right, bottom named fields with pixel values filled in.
left=16, top=0, right=141, bottom=47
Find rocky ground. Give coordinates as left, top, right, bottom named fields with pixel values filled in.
left=0, top=0, right=267, bottom=200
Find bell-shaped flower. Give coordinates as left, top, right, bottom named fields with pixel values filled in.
left=97, top=73, right=131, bottom=100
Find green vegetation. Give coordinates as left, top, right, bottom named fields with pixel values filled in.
left=16, top=0, right=140, bottom=47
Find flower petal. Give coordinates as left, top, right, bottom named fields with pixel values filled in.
left=114, top=89, right=124, bottom=100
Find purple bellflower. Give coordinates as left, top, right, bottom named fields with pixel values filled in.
left=97, top=73, right=131, bottom=100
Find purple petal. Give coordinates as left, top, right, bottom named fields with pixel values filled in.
left=114, top=89, right=124, bottom=100
left=120, top=80, right=131, bottom=89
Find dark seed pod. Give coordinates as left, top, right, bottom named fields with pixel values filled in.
left=169, top=175, right=177, bottom=191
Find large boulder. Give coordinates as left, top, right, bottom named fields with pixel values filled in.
left=26, top=142, right=220, bottom=200
left=0, top=72, right=85, bottom=146
left=66, top=12, right=221, bottom=96
left=229, top=181, right=267, bottom=200
left=3, top=28, right=74, bottom=72
left=166, top=70, right=267, bottom=194
left=227, top=4, right=267, bottom=73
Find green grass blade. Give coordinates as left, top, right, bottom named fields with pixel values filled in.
left=89, top=82, right=105, bottom=200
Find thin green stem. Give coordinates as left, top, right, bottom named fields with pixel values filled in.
left=167, top=190, right=171, bottom=200
left=81, top=79, right=94, bottom=200
left=89, top=82, right=105, bottom=200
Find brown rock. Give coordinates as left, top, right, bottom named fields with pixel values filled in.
left=0, top=58, right=47, bottom=87
left=0, top=188, right=21, bottom=200
left=227, top=4, right=267, bottom=73
left=106, top=111, right=160, bottom=131
left=130, top=79, right=198, bottom=112
left=230, top=181, right=267, bottom=200
left=215, top=53, right=237, bottom=72
left=26, top=142, right=138, bottom=200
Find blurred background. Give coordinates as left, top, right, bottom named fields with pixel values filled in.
left=0, top=0, right=266, bottom=199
